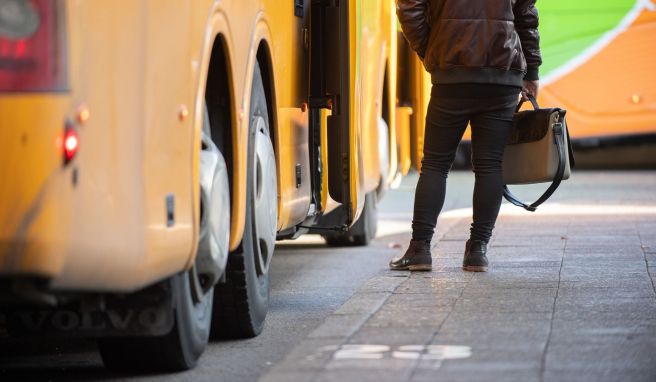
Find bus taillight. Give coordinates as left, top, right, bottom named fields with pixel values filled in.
left=0, top=0, right=68, bottom=92
left=63, top=125, right=78, bottom=164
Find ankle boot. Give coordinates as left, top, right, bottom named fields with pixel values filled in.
left=389, top=240, right=432, bottom=271
left=462, top=239, right=488, bottom=272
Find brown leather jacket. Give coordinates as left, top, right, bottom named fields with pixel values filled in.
left=396, top=0, right=542, bottom=87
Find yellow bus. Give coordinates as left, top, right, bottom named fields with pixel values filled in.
left=0, top=0, right=424, bottom=370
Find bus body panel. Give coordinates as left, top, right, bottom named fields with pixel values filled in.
left=0, top=96, right=73, bottom=279
left=358, top=0, right=399, bottom=194
left=384, top=0, right=400, bottom=185
left=1, top=0, right=199, bottom=290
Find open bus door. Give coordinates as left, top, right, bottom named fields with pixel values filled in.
left=310, top=0, right=364, bottom=226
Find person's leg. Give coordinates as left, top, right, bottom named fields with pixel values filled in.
left=411, top=95, right=470, bottom=242
left=468, top=95, right=517, bottom=243
left=392, top=94, right=470, bottom=271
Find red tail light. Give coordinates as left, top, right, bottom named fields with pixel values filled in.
left=63, top=124, right=78, bottom=164
left=0, top=0, right=68, bottom=92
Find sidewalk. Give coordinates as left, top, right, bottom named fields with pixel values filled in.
left=261, top=173, right=656, bottom=382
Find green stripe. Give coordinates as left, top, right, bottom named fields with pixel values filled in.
left=538, top=0, right=636, bottom=76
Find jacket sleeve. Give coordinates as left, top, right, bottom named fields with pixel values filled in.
left=396, top=0, right=431, bottom=59
left=514, top=0, right=542, bottom=80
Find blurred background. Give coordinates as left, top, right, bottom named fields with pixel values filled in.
left=455, top=0, right=656, bottom=169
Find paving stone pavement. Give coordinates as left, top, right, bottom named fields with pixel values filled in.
left=260, top=195, right=656, bottom=382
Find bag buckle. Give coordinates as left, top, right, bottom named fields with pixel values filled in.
left=553, top=122, right=563, bottom=136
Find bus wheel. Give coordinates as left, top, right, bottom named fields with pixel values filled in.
left=323, top=191, right=378, bottom=247
left=98, top=271, right=213, bottom=371
left=212, top=61, right=277, bottom=338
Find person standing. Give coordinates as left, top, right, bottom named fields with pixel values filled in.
left=389, top=0, right=542, bottom=272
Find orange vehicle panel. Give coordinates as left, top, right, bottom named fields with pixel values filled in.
left=540, top=7, right=656, bottom=139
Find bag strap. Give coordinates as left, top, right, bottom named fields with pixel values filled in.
left=515, top=95, right=540, bottom=112
left=503, top=116, right=567, bottom=212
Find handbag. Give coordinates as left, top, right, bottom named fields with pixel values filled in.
left=502, top=95, right=575, bottom=211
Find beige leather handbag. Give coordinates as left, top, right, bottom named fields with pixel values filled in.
left=502, top=96, right=574, bottom=211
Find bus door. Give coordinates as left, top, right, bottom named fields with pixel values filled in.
left=309, top=0, right=364, bottom=226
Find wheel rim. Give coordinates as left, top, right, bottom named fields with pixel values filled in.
left=252, top=116, right=277, bottom=277
left=192, top=108, right=230, bottom=303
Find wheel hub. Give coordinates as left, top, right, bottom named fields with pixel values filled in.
left=193, top=111, right=230, bottom=302
left=252, top=116, right=277, bottom=277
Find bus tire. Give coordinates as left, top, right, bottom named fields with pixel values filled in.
left=323, top=191, right=378, bottom=247
left=98, top=271, right=213, bottom=372
left=211, top=61, right=276, bottom=339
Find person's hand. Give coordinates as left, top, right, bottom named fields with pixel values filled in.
left=522, top=80, right=539, bottom=101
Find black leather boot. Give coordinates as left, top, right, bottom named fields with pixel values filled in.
left=389, top=240, right=432, bottom=271
left=462, top=239, right=488, bottom=272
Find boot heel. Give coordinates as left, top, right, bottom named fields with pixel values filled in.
left=462, top=265, right=487, bottom=272
left=409, top=264, right=432, bottom=271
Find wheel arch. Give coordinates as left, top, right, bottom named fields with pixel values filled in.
left=205, top=33, right=234, bottom=195
left=227, top=17, right=274, bottom=252
left=189, top=5, right=245, bottom=265
left=201, top=12, right=277, bottom=254
left=255, top=40, right=277, bottom=154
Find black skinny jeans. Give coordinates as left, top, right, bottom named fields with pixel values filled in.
left=412, top=87, right=519, bottom=243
